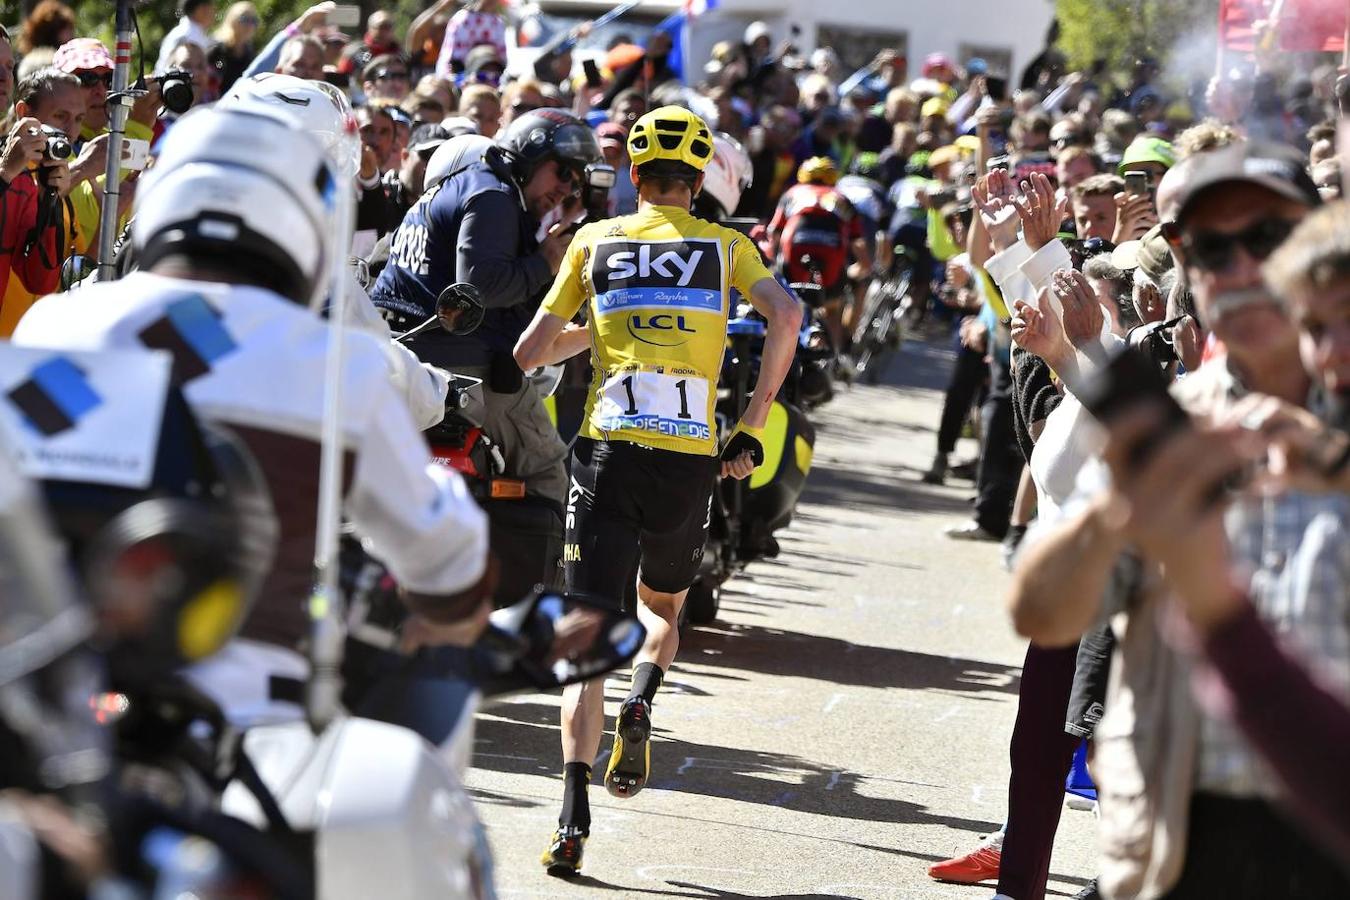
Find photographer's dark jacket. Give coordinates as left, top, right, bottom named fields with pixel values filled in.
left=369, top=157, right=553, bottom=371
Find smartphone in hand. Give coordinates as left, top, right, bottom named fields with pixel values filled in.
left=582, top=59, right=602, bottom=89
left=330, top=4, right=361, bottom=27
left=1123, top=170, right=1150, bottom=197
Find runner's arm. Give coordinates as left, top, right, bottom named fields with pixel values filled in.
left=515, top=312, right=590, bottom=369
left=741, top=276, right=803, bottom=428
left=516, top=228, right=590, bottom=369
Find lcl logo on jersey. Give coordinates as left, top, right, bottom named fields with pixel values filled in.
left=592, top=239, right=723, bottom=315
left=626, top=312, right=696, bottom=347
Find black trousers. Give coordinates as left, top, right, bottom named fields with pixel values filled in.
left=974, top=350, right=1022, bottom=538
left=1161, top=794, right=1350, bottom=898
left=935, top=337, right=989, bottom=456
left=998, top=642, right=1081, bottom=900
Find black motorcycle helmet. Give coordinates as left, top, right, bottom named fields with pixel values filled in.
left=494, top=109, right=602, bottom=191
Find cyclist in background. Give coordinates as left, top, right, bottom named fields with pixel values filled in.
left=765, top=156, right=873, bottom=368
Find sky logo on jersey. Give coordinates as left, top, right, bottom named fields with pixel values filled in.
left=138, top=294, right=238, bottom=385
left=7, top=357, right=102, bottom=437
left=592, top=239, right=722, bottom=316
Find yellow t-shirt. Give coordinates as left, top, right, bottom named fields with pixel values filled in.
left=541, top=205, right=774, bottom=456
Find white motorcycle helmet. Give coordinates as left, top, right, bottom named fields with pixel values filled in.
left=132, top=104, right=339, bottom=307
left=702, top=133, right=753, bottom=219
left=222, top=72, right=360, bottom=177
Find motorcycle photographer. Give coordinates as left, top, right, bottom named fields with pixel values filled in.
left=13, top=102, right=493, bottom=729
left=370, top=108, right=605, bottom=592
left=221, top=73, right=453, bottom=431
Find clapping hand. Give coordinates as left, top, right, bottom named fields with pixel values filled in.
left=1050, top=268, right=1105, bottom=348
left=1012, top=171, right=1067, bottom=251
left=1010, top=294, right=1071, bottom=371
left=972, top=168, right=1019, bottom=251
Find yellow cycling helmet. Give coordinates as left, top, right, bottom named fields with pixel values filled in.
left=627, top=105, right=715, bottom=171
left=797, top=156, right=839, bottom=186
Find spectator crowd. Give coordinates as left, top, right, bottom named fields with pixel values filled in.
left=0, top=1, right=1348, bottom=898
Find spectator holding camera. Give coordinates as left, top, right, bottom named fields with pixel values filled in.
left=0, top=65, right=74, bottom=334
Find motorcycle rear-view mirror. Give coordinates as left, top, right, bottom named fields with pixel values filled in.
left=392, top=282, right=486, bottom=343
left=476, top=589, right=644, bottom=696
left=60, top=254, right=98, bottom=292
left=436, top=282, right=485, bottom=336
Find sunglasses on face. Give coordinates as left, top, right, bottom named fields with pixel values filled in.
left=467, top=69, right=502, bottom=86
left=554, top=164, right=579, bottom=189
left=238, top=14, right=258, bottom=24
left=77, top=71, right=113, bottom=88
left=1165, top=217, right=1297, bottom=273
left=511, top=99, right=540, bottom=113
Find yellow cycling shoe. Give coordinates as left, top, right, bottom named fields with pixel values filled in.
left=541, top=825, right=587, bottom=877
left=605, top=697, right=652, bottom=798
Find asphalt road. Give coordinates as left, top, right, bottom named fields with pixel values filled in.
left=466, top=333, right=1098, bottom=900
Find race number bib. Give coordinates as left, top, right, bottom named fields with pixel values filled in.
left=593, top=365, right=710, bottom=442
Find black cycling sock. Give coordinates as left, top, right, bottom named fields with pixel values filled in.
left=628, top=662, right=664, bottom=706
left=559, top=762, right=591, bottom=833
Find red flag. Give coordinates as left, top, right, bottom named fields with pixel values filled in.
left=1220, top=0, right=1347, bottom=54
left=1278, top=0, right=1347, bottom=51
left=1219, top=0, right=1267, bottom=53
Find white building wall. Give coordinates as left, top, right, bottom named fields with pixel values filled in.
left=706, top=0, right=1056, bottom=84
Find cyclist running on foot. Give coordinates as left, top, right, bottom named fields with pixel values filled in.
left=515, top=106, right=802, bottom=877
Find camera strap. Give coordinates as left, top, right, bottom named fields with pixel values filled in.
left=23, top=187, right=67, bottom=271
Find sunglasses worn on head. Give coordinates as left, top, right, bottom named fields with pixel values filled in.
left=1166, top=218, right=1297, bottom=273
left=375, top=69, right=410, bottom=81
left=77, top=71, right=113, bottom=88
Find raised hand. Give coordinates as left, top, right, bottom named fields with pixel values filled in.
left=1010, top=295, right=1070, bottom=368
left=972, top=168, right=1019, bottom=251
left=1112, top=191, right=1158, bottom=244
left=1052, top=268, right=1105, bottom=347
left=1012, top=171, right=1067, bottom=251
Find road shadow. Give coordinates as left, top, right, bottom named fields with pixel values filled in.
left=878, top=335, right=958, bottom=394
left=472, top=701, right=1002, bottom=836
left=797, top=462, right=975, bottom=518
left=562, top=875, right=862, bottom=900
left=682, top=621, right=1020, bottom=696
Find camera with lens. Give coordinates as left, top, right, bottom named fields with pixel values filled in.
left=1127, top=315, right=1190, bottom=367
left=156, top=69, right=195, bottom=115
left=580, top=162, right=616, bottom=220
left=40, top=124, right=71, bottom=161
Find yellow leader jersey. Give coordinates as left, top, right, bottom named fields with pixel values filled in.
left=541, top=205, right=774, bottom=457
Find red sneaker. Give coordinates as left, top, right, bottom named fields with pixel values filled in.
left=927, top=841, right=1001, bottom=884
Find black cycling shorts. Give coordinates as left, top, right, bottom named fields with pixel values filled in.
left=564, top=437, right=718, bottom=605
